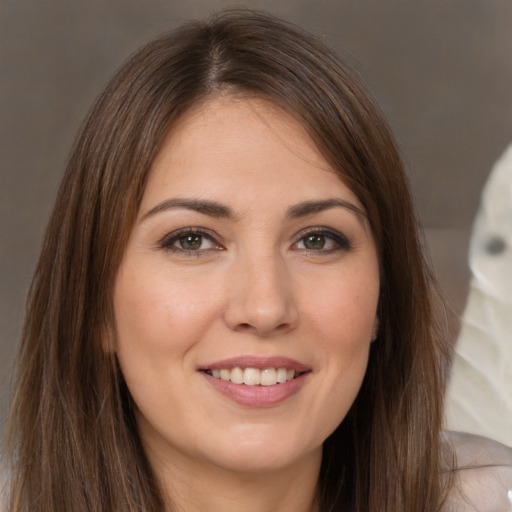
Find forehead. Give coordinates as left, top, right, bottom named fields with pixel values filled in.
left=142, top=95, right=364, bottom=214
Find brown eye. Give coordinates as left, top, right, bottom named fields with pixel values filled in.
left=303, top=234, right=326, bottom=250
left=161, top=228, right=222, bottom=254
left=293, top=228, right=352, bottom=252
left=178, top=234, right=203, bottom=250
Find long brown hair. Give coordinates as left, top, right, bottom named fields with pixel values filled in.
left=6, top=9, right=452, bottom=511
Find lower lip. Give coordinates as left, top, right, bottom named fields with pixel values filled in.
left=201, top=372, right=309, bottom=407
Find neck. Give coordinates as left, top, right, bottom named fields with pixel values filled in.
left=150, top=447, right=322, bottom=512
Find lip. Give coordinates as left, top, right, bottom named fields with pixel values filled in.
left=197, top=355, right=310, bottom=372
left=197, top=356, right=311, bottom=407
left=201, top=371, right=309, bottom=407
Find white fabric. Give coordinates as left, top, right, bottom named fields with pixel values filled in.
left=444, top=432, right=512, bottom=512
left=445, top=143, right=512, bottom=447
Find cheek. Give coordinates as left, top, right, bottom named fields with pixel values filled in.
left=112, top=262, right=225, bottom=426
left=304, top=269, right=379, bottom=350
left=113, top=263, right=221, bottom=357
left=300, top=269, right=378, bottom=426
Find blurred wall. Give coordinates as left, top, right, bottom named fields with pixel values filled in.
left=1, top=0, right=511, bottom=430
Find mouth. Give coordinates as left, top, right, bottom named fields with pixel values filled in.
left=198, top=357, right=311, bottom=407
left=198, top=356, right=311, bottom=387
left=202, top=367, right=307, bottom=386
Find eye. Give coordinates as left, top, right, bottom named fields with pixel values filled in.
left=176, top=234, right=211, bottom=251
left=293, top=228, right=351, bottom=252
left=160, top=228, right=223, bottom=254
left=300, top=234, right=330, bottom=250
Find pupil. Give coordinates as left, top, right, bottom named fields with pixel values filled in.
left=180, top=235, right=202, bottom=250
left=305, top=234, right=325, bottom=249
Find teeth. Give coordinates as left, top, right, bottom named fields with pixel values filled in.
left=230, top=367, right=244, bottom=385
left=208, top=367, right=297, bottom=386
left=260, top=368, right=277, bottom=386
left=277, top=368, right=288, bottom=383
left=243, top=368, right=260, bottom=386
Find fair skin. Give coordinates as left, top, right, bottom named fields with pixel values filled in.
left=114, top=96, right=380, bottom=512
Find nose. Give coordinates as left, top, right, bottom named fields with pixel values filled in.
left=222, top=251, right=298, bottom=337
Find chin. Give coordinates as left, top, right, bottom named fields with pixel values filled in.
left=199, top=424, right=324, bottom=475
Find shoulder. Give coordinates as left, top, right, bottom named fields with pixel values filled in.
left=442, top=431, right=512, bottom=512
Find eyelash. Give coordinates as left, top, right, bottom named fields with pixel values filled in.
left=159, top=226, right=352, bottom=256
left=291, top=227, right=352, bottom=253
left=160, top=227, right=223, bottom=256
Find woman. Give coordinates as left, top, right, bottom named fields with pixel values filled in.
left=5, top=9, right=511, bottom=512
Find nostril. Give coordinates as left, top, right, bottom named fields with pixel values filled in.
left=233, top=321, right=292, bottom=335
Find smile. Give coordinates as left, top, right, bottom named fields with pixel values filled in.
left=199, top=357, right=311, bottom=406
left=204, top=367, right=298, bottom=386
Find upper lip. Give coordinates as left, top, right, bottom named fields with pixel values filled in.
left=198, top=356, right=311, bottom=372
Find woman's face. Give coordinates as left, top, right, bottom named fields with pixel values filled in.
left=114, top=97, right=380, bottom=476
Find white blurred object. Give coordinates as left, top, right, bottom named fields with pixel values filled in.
left=445, top=143, right=512, bottom=447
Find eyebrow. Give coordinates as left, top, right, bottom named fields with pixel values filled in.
left=141, top=198, right=234, bottom=221
left=141, top=197, right=367, bottom=223
left=286, top=199, right=367, bottom=221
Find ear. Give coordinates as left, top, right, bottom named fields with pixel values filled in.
left=370, top=316, right=379, bottom=342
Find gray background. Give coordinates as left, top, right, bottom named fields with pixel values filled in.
left=1, top=0, right=511, bottom=431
